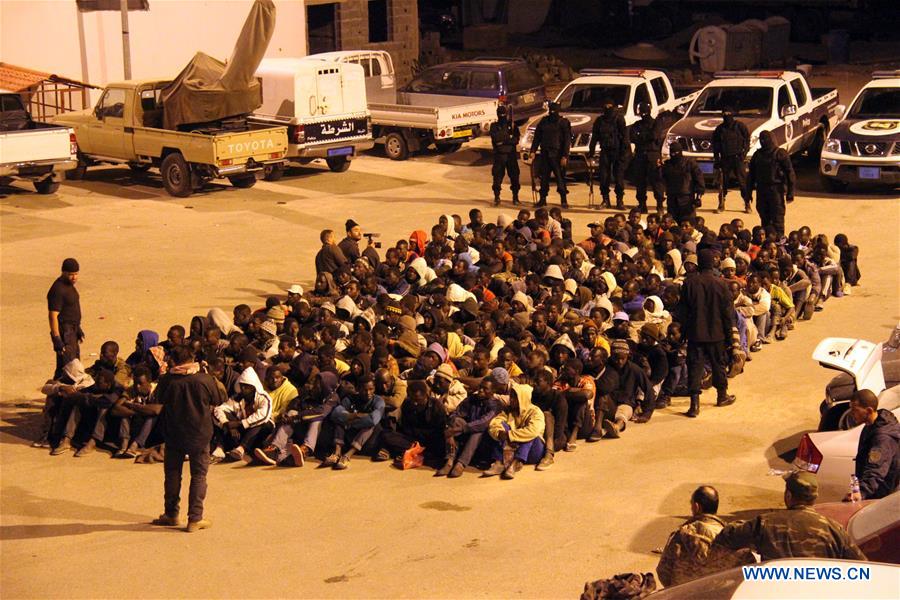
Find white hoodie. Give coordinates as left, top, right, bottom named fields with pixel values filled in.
left=214, top=367, right=273, bottom=429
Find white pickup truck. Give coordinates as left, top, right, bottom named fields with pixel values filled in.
left=519, top=69, right=701, bottom=169
left=305, top=51, right=497, bottom=160
left=251, top=58, right=374, bottom=179
left=664, top=70, right=842, bottom=179
left=820, top=70, right=900, bottom=191
left=0, top=92, right=77, bottom=194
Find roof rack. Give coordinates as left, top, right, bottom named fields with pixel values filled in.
left=714, top=70, right=786, bottom=79
left=472, top=56, right=525, bottom=62
left=872, top=70, right=900, bottom=79
left=578, top=68, right=647, bottom=77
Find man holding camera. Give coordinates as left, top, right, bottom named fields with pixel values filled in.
left=340, top=219, right=380, bottom=267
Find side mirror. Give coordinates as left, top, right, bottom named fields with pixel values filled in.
left=780, top=104, right=797, bottom=118
left=676, top=103, right=688, bottom=115
left=93, top=106, right=103, bottom=120
left=835, top=104, right=846, bottom=119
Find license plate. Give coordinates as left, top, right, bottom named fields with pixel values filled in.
left=453, top=129, right=472, bottom=138
left=522, top=93, right=535, bottom=104
left=858, top=166, right=881, bottom=179
left=327, top=146, right=354, bottom=157
left=699, top=161, right=715, bottom=174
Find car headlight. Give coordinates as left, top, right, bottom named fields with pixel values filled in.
left=825, top=137, right=842, bottom=153
left=666, top=133, right=678, bottom=148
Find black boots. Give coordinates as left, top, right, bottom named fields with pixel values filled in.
left=493, top=194, right=500, bottom=206
left=717, top=394, right=736, bottom=407
left=615, top=196, right=625, bottom=210
left=638, top=200, right=648, bottom=214
left=560, top=193, right=568, bottom=208
left=686, top=395, right=700, bottom=418
left=512, top=192, right=520, bottom=205
left=716, top=195, right=725, bottom=213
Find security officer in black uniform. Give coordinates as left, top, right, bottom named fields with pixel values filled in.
left=588, top=98, right=630, bottom=210
left=662, top=141, right=705, bottom=224
left=630, top=102, right=665, bottom=214
left=745, top=129, right=795, bottom=239
left=490, top=104, right=521, bottom=205
left=712, top=107, right=750, bottom=213
left=529, top=101, right=572, bottom=208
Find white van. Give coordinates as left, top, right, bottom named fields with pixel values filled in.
left=251, top=58, right=373, bottom=178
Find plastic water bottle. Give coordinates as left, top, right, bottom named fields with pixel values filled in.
left=849, top=475, right=861, bottom=502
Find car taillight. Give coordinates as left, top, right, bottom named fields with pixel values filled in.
left=796, top=435, right=823, bottom=473
left=292, top=125, right=305, bottom=144
left=220, top=159, right=233, bottom=166
left=438, top=128, right=447, bottom=138
left=269, top=152, right=282, bottom=159
left=69, top=132, right=78, bottom=156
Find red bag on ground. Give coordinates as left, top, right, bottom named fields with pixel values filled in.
left=400, top=442, right=425, bottom=470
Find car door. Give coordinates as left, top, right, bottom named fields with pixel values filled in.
left=316, top=63, right=344, bottom=115
left=86, top=87, right=130, bottom=158
left=649, top=76, right=670, bottom=113
left=777, top=83, right=801, bottom=153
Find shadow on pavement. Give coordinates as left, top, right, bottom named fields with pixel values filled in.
left=1, top=486, right=153, bottom=529
left=0, top=521, right=173, bottom=541
left=0, top=405, right=44, bottom=446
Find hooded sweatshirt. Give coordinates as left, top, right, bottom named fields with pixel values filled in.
left=42, top=358, right=95, bottom=396
left=407, top=257, right=437, bottom=287
left=214, top=367, right=273, bottom=429
left=408, top=230, right=427, bottom=260
left=489, top=382, right=545, bottom=443
left=208, top=308, right=242, bottom=336
left=856, top=408, right=900, bottom=500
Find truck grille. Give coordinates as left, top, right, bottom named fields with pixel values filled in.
left=674, top=136, right=713, bottom=153
left=851, top=141, right=890, bottom=157
left=572, top=132, right=591, bottom=147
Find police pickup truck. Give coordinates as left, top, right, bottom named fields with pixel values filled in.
left=820, top=70, right=900, bottom=191
left=664, top=71, right=842, bottom=180
left=519, top=69, right=701, bottom=171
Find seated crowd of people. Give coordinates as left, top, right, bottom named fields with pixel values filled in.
left=35, top=208, right=862, bottom=479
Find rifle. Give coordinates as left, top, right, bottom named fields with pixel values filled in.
left=586, top=156, right=595, bottom=208
left=529, top=154, right=537, bottom=206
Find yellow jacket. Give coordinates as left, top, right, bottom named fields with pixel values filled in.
left=489, top=382, right=545, bottom=443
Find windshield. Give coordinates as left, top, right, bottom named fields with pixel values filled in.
left=689, top=87, right=773, bottom=117
left=556, top=84, right=629, bottom=111
left=849, top=88, right=900, bottom=118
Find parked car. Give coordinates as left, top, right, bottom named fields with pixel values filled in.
left=306, top=51, right=497, bottom=160
left=518, top=68, right=700, bottom=172
left=647, top=558, right=899, bottom=598
left=820, top=70, right=900, bottom=192
left=403, top=57, right=547, bottom=122
left=50, top=81, right=288, bottom=197
left=664, top=70, right=842, bottom=181
left=814, top=492, right=900, bottom=564
left=0, top=91, right=78, bottom=194
left=251, top=58, right=374, bottom=179
left=816, top=325, right=900, bottom=431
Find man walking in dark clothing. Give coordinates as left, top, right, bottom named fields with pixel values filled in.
left=746, top=130, right=795, bottom=239
left=678, top=249, right=736, bottom=417
left=631, top=102, right=665, bottom=214
left=490, top=105, right=521, bottom=206
left=588, top=98, right=630, bottom=210
left=149, top=345, right=224, bottom=532
left=662, top=142, right=705, bottom=225
left=47, top=258, right=83, bottom=379
left=530, top=101, right=572, bottom=208
left=712, top=107, right=750, bottom=213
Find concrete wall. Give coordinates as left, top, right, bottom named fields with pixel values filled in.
left=0, top=0, right=307, bottom=96
left=336, top=0, right=418, bottom=84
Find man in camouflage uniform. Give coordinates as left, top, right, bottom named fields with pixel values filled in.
left=657, top=486, right=750, bottom=587
left=712, top=472, right=866, bottom=561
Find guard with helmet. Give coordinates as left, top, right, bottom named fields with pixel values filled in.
left=712, top=107, right=750, bottom=214
left=490, top=104, right=521, bottom=205
left=529, top=101, right=572, bottom=208
left=588, top=98, right=631, bottom=210
left=745, top=130, right=795, bottom=239
left=630, top=102, right=666, bottom=214
left=662, top=141, right=705, bottom=224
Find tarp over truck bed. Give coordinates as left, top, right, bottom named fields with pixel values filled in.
left=161, top=0, right=275, bottom=130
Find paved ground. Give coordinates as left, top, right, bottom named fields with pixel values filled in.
left=2, top=102, right=899, bottom=598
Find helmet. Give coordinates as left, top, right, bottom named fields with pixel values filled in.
left=497, top=104, right=508, bottom=119
left=548, top=101, right=561, bottom=115
left=638, top=102, right=652, bottom=117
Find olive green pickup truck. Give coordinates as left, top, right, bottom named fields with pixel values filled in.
left=51, top=80, right=288, bottom=197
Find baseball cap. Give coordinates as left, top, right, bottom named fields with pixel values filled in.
left=612, top=311, right=630, bottom=322
left=286, top=284, right=304, bottom=295
left=784, top=471, right=818, bottom=502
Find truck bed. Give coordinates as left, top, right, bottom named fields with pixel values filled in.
left=811, top=87, right=839, bottom=101
left=369, top=94, right=496, bottom=131
left=0, top=124, right=73, bottom=166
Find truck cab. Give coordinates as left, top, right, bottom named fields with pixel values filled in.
left=820, top=70, right=900, bottom=191
left=664, top=70, right=841, bottom=178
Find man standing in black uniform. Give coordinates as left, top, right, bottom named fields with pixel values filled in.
left=745, top=130, right=795, bottom=240
left=630, top=102, right=665, bottom=214
left=490, top=105, right=520, bottom=205
left=712, top=107, right=750, bottom=214
left=678, top=249, right=736, bottom=418
left=662, top=142, right=705, bottom=225
left=47, top=257, right=83, bottom=379
left=529, top=101, right=571, bottom=208
left=588, top=98, right=630, bottom=210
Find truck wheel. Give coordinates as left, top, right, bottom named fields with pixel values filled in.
left=229, top=175, right=257, bottom=189
left=820, top=174, right=848, bottom=193
left=128, top=162, right=151, bottom=173
left=435, top=142, right=462, bottom=154
left=33, top=177, right=60, bottom=195
left=384, top=132, right=409, bottom=161
left=160, top=153, right=193, bottom=197
left=326, top=156, right=351, bottom=172
left=263, top=165, right=285, bottom=181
